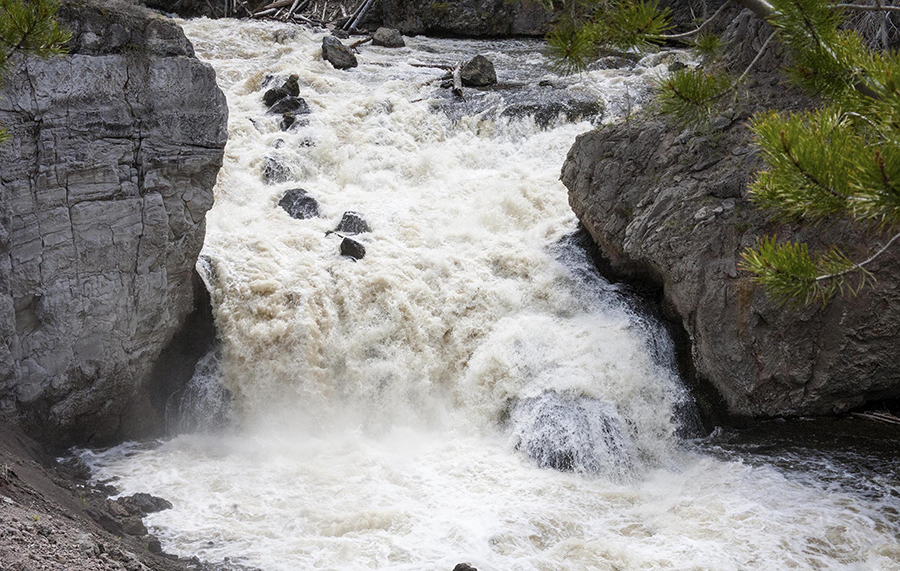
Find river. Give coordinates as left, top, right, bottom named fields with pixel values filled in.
left=80, top=18, right=900, bottom=571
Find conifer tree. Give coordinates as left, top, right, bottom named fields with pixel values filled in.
left=0, top=0, right=70, bottom=142
left=543, top=0, right=900, bottom=307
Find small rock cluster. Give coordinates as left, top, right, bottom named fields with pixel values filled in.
left=262, top=74, right=311, bottom=130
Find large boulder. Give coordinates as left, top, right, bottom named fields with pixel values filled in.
left=372, top=27, right=405, bottom=48
left=561, top=78, right=900, bottom=418
left=322, top=36, right=358, bottom=70
left=460, top=55, right=497, bottom=87
left=0, top=0, right=227, bottom=446
left=378, top=0, right=553, bottom=37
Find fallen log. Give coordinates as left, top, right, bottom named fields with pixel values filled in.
left=348, top=35, right=373, bottom=49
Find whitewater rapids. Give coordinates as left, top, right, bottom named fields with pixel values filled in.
left=82, top=18, right=900, bottom=571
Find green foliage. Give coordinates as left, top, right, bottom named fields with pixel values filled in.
left=741, top=236, right=871, bottom=306
left=0, top=0, right=70, bottom=142
left=692, top=32, right=721, bottom=59
left=654, top=67, right=734, bottom=126
left=545, top=0, right=670, bottom=73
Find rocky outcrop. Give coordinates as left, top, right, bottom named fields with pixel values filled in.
left=561, top=75, right=900, bottom=418
left=379, top=0, right=554, bottom=37
left=0, top=0, right=227, bottom=446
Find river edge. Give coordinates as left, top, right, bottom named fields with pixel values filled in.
left=0, top=421, right=253, bottom=571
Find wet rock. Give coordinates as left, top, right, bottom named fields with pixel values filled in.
left=263, top=74, right=301, bottom=107
left=509, top=391, right=635, bottom=475
left=263, top=156, right=290, bottom=184
left=331, top=28, right=350, bottom=39
left=267, top=96, right=311, bottom=116
left=461, top=55, right=497, bottom=87
left=453, top=564, right=478, bottom=571
left=147, top=536, right=163, bottom=554
left=372, top=27, right=405, bottom=48
left=278, top=189, right=320, bottom=220
left=263, top=87, right=288, bottom=107
left=334, top=211, right=371, bottom=235
left=121, top=516, right=148, bottom=537
left=119, top=493, right=173, bottom=515
left=340, top=237, right=366, bottom=260
left=501, top=98, right=604, bottom=128
left=322, top=36, right=357, bottom=69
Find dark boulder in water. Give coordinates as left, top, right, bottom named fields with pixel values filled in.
left=372, top=27, right=405, bottom=48
left=267, top=96, right=310, bottom=116
left=461, top=55, right=497, bottom=87
left=263, top=156, right=290, bottom=184
left=453, top=565, right=478, bottom=571
left=279, top=188, right=320, bottom=219
left=340, top=237, right=366, bottom=260
left=509, top=391, right=635, bottom=476
left=322, top=36, right=358, bottom=69
left=334, top=211, right=371, bottom=235
left=263, top=74, right=301, bottom=107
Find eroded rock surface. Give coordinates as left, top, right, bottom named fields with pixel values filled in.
left=0, top=0, right=227, bottom=445
left=562, top=92, right=900, bottom=418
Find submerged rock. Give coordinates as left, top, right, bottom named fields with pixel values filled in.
left=279, top=188, right=320, bottom=220
left=501, top=98, right=605, bottom=128
left=263, top=156, right=290, bottom=184
left=334, top=211, right=371, bottom=235
left=267, top=96, right=311, bottom=115
left=461, top=55, right=497, bottom=87
left=509, top=391, right=635, bottom=476
left=372, top=27, right=405, bottom=48
left=322, top=36, right=358, bottom=69
left=340, top=237, right=366, bottom=260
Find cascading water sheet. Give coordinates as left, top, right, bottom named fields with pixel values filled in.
left=82, top=18, right=900, bottom=571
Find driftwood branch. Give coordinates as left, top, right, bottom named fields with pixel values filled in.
left=451, top=63, right=464, bottom=98
left=348, top=35, right=373, bottom=49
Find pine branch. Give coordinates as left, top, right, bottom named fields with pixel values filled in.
left=814, top=229, right=900, bottom=282
left=834, top=3, right=900, bottom=14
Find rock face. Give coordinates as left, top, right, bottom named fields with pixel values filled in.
left=561, top=97, right=900, bottom=419
left=379, top=0, right=553, bottom=37
left=0, top=0, right=227, bottom=445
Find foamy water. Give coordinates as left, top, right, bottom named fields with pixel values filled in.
left=82, top=18, right=900, bottom=571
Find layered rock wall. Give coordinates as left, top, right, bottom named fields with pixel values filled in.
left=0, top=0, right=227, bottom=445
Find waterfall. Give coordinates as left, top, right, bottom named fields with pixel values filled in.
left=80, top=19, right=900, bottom=571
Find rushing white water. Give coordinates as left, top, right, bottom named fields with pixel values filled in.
left=82, top=18, right=900, bottom=571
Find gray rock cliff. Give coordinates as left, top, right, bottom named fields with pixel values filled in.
left=379, top=0, right=554, bottom=37
left=562, top=77, right=900, bottom=419
left=0, top=0, right=227, bottom=445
